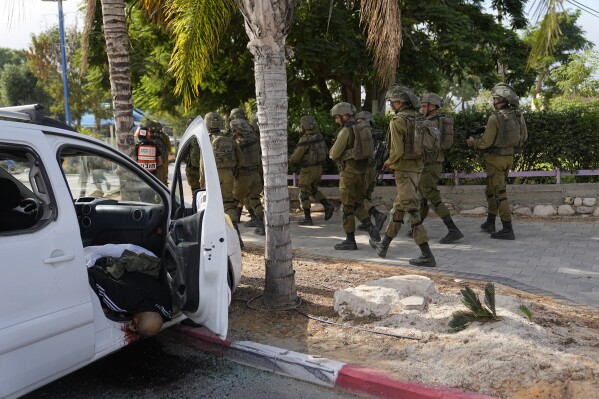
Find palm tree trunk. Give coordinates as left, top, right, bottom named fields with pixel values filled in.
left=250, top=43, right=297, bottom=308
left=100, top=0, right=134, bottom=158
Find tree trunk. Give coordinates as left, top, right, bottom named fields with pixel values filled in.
left=100, top=0, right=134, bottom=157
left=241, top=0, right=297, bottom=308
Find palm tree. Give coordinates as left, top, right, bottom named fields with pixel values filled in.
left=83, top=0, right=135, bottom=158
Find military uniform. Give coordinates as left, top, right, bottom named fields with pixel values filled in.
left=289, top=115, right=334, bottom=225
left=416, top=94, right=463, bottom=244
left=469, top=86, right=527, bottom=240
left=230, top=119, right=265, bottom=236
left=370, top=85, right=436, bottom=267
left=329, top=102, right=380, bottom=250
left=185, top=137, right=201, bottom=191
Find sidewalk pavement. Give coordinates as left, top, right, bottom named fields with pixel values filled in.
left=240, top=211, right=599, bottom=308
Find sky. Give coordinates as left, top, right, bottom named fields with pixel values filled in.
left=0, top=1, right=598, bottom=53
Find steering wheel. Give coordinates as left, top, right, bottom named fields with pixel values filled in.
left=18, top=198, right=41, bottom=221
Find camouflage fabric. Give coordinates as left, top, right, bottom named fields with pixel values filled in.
left=385, top=170, right=429, bottom=245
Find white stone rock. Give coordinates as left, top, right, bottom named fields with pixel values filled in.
left=557, top=205, right=576, bottom=216
left=333, top=275, right=436, bottom=318
left=573, top=197, right=583, bottom=207
left=533, top=205, right=557, bottom=217
left=583, top=197, right=597, bottom=207
left=564, top=196, right=574, bottom=205
left=461, top=206, right=487, bottom=215
left=513, top=206, right=532, bottom=216
left=593, top=207, right=599, bottom=217
left=576, top=206, right=594, bottom=214
left=399, top=296, right=428, bottom=311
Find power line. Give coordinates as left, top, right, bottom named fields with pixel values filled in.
left=566, top=0, right=599, bottom=19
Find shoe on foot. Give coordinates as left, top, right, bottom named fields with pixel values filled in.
left=439, top=230, right=464, bottom=244
left=334, top=240, right=357, bottom=250
left=409, top=254, right=436, bottom=267
left=491, top=229, right=515, bottom=240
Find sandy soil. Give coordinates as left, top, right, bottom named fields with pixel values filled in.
left=227, top=245, right=599, bottom=399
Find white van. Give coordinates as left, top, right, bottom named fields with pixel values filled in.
left=0, top=105, right=242, bottom=399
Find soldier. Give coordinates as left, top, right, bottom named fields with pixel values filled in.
left=289, top=115, right=334, bottom=225
left=467, top=83, right=527, bottom=240
left=369, top=85, right=436, bottom=267
left=329, top=102, right=381, bottom=250
left=144, top=120, right=171, bottom=185
left=134, top=125, right=164, bottom=179
left=200, top=112, right=245, bottom=245
left=355, top=111, right=387, bottom=232
left=417, top=93, right=463, bottom=244
left=230, top=118, right=265, bottom=236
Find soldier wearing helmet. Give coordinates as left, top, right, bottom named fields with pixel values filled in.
left=416, top=93, right=464, bottom=244
left=329, top=102, right=381, bottom=250
left=369, top=85, right=436, bottom=267
left=199, top=112, right=245, bottom=245
left=230, top=118, right=265, bottom=236
left=355, top=111, right=387, bottom=233
left=289, top=115, right=334, bottom=226
left=143, top=120, right=171, bottom=185
left=467, top=83, right=528, bottom=240
left=134, top=125, right=164, bottom=178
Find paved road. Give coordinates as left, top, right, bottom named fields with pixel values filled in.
left=241, top=211, right=599, bottom=308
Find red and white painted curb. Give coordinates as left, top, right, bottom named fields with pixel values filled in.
left=170, top=325, right=498, bottom=399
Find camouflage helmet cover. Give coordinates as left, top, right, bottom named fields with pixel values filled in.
left=229, top=108, right=247, bottom=120
left=421, top=93, right=442, bottom=107
left=355, top=111, right=373, bottom=123
left=299, top=115, right=318, bottom=130
left=230, top=118, right=253, bottom=135
left=204, top=112, right=224, bottom=131
left=330, top=102, right=356, bottom=117
left=491, top=83, right=519, bottom=107
left=386, top=85, right=421, bottom=109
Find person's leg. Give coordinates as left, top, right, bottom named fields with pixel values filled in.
left=491, top=156, right=515, bottom=240
left=481, top=157, right=497, bottom=233
left=401, top=170, right=435, bottom=267
left=298, top=169, right=313, bottom=225
left=335, top=173, right=357, bottom=250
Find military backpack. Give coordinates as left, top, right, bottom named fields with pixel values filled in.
left=428, top=114, right=455, bottom=150
left=211, top=134, right=237, bottom=168
left=341, top=120, right=374, bottom=161
left=403, top=116, right=441, bottom=163
left=302, top=133, right=327, bottom=166
left=493, top=109, right=526, bottom=150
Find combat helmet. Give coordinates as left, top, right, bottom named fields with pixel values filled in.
left=355, top=111, right=374, bottom=124
left=204, top=112, right=224, bottom=132
left=491, top=83, right=519, bottom=107
left=229, top=108, right=247, bottom=120
left=330, top=102, right=356, bottom=117
left=299, top=115, right=318, bottom=131
left=230, top=118, right=253, bottom=135
left=421, top=93, right=442, bottom=107
left=386, top=85, right=421, bottom=109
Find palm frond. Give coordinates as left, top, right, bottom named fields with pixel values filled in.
left=359, top=0, right=401, bottom=88
left=460, top=286, right=485, bottom=315
left=518, top=304, right=533, bottom=321
left=166, top=0, right=236, bottom=108
left=484, top=283, right=496, bottom=317
left=527, top=0, right=565, bottom=69
left=449, top=311, right=477, bottom=332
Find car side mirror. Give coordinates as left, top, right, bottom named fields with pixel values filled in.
left=192, top=189, right=207, bottom=215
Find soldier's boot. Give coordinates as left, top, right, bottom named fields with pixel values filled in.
left=481, top=213, right=496, bottom=234
left=245, top=208, right=259, bottom=227
left=362, top=218, right=381, bottom=243
left=409, top=243, right=436, bottom=267
left=369, top=234, right=392, bottom=258
left=370, top=208, right=388, bottom=232
left=298, top=208, right=313, bottom=226
left=439, top=215, right=464, bottom=244
left=491, top=220, right=515, bottom=240
left=236, top=207, right=243, bottom=224
left=334, top=232, right=358, bottom=250
left=321, top=199, right=334, bottom=221
left=233, top=222, right=244, bottom=249
left=254, top=217, right=266, bottom=236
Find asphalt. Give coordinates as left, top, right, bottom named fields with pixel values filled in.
left=240, top=211, right=599, bottom=308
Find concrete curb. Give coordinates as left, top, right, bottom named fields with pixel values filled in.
left=172, top=325, right=498, bottom=399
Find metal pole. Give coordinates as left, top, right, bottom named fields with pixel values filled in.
left=57, top=0, right=71, bottom=125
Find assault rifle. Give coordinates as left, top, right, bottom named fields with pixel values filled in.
left=372, top=129, right=387, bottom=184
left=468, top=126, right=486, bottom=138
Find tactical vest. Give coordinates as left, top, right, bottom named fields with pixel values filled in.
left=300, top=132, right=327, bottom=166
left=136, top=142, right=158, bottom=172
left=492, top=109, right=525, bottom=156
left=402, top=116, right=441, bottom=163
left=237, top=131, right=261, bottom=168
left=211, top=134, right=237, bottom=169
left=341, top=120, right=374, bottom=161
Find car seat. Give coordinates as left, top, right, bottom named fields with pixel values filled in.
left=0, top=178, right=35, bottom=232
